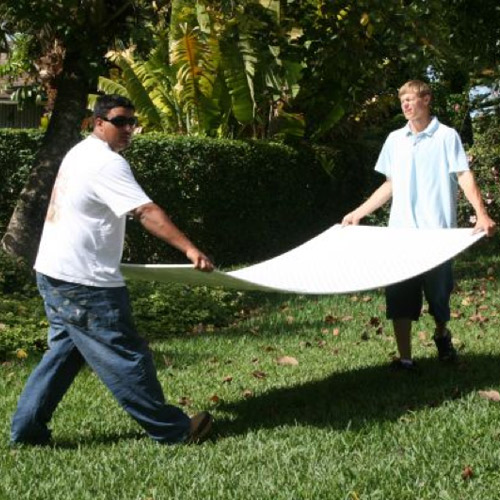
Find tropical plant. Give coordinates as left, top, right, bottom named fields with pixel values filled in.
left=0, top=33, right=45, bottom=110
left=98, top=0, right=305, bottom=138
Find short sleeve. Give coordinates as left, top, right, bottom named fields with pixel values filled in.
left=94, top=157, right=152, bottom=217
left=374, top=134, right=393, bottom=178
left=446, top=130, right=469, bottom=174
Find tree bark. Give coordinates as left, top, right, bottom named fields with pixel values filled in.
left=1, top=51, right=90, bottom=265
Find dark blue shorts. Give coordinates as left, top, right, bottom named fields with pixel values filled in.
left=385, top=260, right=454, bottom=322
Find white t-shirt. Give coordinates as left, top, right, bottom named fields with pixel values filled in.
left=35, top=135, right=151, bottom=287
left=375, top=117, right=469, bottom=229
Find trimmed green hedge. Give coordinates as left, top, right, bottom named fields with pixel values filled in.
left=124, top=135, right=348, bottom=265
left=1, top=131, right=365, bottom=266
left=4, top=126, right=493, bottom=268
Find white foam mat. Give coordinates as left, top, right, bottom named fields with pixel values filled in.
left=121, top=225, right=484, bottom=294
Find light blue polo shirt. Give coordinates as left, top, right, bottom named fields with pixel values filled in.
left=375, top=117, right=469, bottom=229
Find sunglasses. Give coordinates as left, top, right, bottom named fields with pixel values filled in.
left=101, top=115, right=139, bottom=128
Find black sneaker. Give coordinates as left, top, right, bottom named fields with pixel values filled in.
left=390, top=359, right=419, bottom=372
left=433, top=330, right=457, bottom=362
left=186, top=411, right=213, bottom=444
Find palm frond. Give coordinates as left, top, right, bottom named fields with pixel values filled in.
left=105, top=49, right=164, bottom=130
left=170, top=24, right=220, bottom=133
left=220, top=33, right=257, bottom=124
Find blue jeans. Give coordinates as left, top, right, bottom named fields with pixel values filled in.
left=11, top=273, right=190, bottom=445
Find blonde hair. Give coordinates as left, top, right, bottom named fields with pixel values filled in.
left=398, top=80, right=432, bottom=98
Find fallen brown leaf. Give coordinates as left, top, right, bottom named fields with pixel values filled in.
left=276, top=356, right=299, bottom=366
left=478, top=390, right=500, bottom=402
left=469, top=314, right=488, bottom=323
left=252, top=370, right=267, bottom=379
left=222, top=375, right=233, bottom=383
left=324, top=314, right=337, bottom=324
left=418, top=331, right=427, bottom=341
left=209, top=394, right=220, bottom=403
left=242, top=389, right=254, bottom=398
left=461, top=466, right=474, bottom=480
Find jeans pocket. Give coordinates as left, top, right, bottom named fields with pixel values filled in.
left=88, top=306, right=121, bottom=330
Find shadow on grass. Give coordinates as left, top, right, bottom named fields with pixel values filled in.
left=215, top=353, right=500, bottom=438
left=14, top=355, right=500, bottom=448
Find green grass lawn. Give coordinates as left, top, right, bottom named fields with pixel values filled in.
left=1, top=247, right=500, bottom=499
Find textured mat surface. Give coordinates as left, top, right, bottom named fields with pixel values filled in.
left=121, top=225, right=484, bottom=294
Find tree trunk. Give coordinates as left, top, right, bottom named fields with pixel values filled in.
left=1, top=51, right=90, bottom=265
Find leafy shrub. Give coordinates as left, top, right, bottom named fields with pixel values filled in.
left=0, top=292, right=47, bottom=360
left=123, top=135, right=343, bottom=265
left=457, top=113, right=500, bottom=226
left=128, top=280, right=263, bottom=339
left=0, top=131, right=344, bottom=266
left=0, top=276, right=264, bottom=359
left=0, top=129, right=43, bottom=235
left=0, top=249, right=37, bottom=295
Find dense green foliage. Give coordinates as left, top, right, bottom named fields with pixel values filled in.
left=2, top=0, right=499, bottom=263
left=124, top=135, right=340, bottom=265
left=0, top=264, right=258, bottom=360
left=464, top=114, right=500, bottom=225
left=99, top=1, right=305, bottom=138
left=2, top=115, right=498, bottom=266
left=0, top=130, right=43, bottom=235
left=0, top=130, right=373, bottom=266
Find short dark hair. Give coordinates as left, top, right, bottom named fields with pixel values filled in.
left=93, top=94, right=135, bottom=118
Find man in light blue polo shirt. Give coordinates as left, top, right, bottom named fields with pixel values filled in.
left=342, top=80, right=496, bottom=370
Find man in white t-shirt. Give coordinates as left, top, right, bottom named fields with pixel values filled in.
left=11, top=95, right=214, bottom=445
left=342, top=80, right=496, bottom=371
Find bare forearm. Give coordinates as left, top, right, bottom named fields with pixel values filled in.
left=342, top=180, right=392, bottom=225
left=458, top=171, right=488, bottom=216
left=358, top=180, right=393, bottom=216
left=133, top=202, right=214, bottom=270
left=134, top=202, right=196, bottom=255
left=458, top=171, right=496, bottom=236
